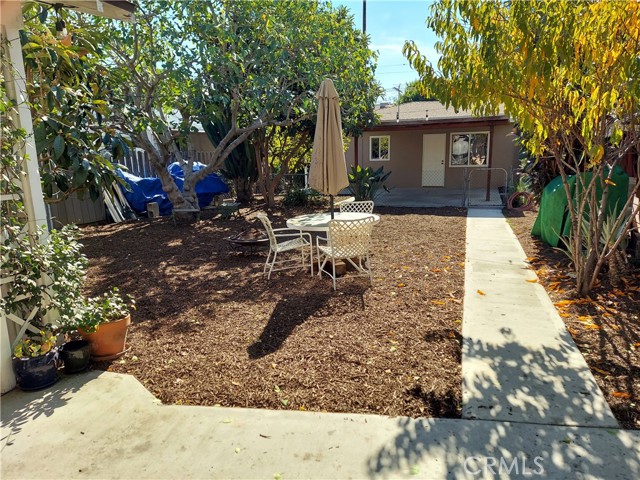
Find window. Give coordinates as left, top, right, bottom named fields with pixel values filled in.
left=450, top=133, right=489, bottom=167
left=370, top=136, right=390, bottom=161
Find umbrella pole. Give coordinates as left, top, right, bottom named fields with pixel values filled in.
left=330, top=195, right=334, bottom=219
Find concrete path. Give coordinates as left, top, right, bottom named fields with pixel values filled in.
left=2, top=371, right=639, bottom=479
left=462, top=209, right=618, bottom=427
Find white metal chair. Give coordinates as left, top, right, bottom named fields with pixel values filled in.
left=316, top=217, right=375, bottom=290
left=257, top=213, right=313, bottom=279
left=339, top=200, right=374, bottom=214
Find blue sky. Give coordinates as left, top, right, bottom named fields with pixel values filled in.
left=333, top=0, right=439, bottom=102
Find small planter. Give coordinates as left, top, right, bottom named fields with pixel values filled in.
left=60, top=340, right=91, bottom=373
left=12, top=349, right=59, bottom=391
left=80, top=314, right=131, bottom=361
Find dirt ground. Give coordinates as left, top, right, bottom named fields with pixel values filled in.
left=505, top=210, right=640, bottom=430
left=80, top=205, right=467, bottom=418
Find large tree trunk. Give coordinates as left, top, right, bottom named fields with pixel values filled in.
left=136, top=130, right=193, bottom=210
left=234, top=178, right=254, bottom=204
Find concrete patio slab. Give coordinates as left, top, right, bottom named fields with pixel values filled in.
left=375, top=188, right=466, bottom=208
left=374, top=188, right=503, bottom=208
left=2, top=371, right=639, bottom=479
left=462, top=209, right=618, bottom=428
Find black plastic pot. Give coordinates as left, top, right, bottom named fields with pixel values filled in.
left=12, top=349, right=59, bottom=391
left=60, top=340, right=91, bottom=373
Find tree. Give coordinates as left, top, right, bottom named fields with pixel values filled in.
left=404, top=0, right=640, bottom=296
left=397, top=79, right=434, bottom=104
left=85, top=1, right=197, bottom=210
left=185, top=0, right=381, bottom=209
left=20, top=4, right=126, bottom=203
left=95, top=0, right=381, bottom=211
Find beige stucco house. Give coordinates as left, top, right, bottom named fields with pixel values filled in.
left=346, top=101, right=519, bottom=190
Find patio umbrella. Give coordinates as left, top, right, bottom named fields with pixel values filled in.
left=308, top=78, right=349, bottom=219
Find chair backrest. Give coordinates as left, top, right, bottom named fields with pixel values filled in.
left=327, top=217, right=375, bottom=257
left=256, top=213, right=277, bottom=251
left=339, top=200, right=374, bottom=214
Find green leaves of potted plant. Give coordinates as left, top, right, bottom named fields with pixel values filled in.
left=77, top=288, right=136, bottom=361
left=12, top=328, right=60, bottom=390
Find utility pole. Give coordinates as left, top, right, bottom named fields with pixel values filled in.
left=363, top=0, right=366, bottom=32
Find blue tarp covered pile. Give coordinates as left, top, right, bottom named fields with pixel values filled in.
left=117, top=162, right=229, bottom=216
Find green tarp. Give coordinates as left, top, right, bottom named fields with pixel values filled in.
left=531, top=166, right=629, bottom=247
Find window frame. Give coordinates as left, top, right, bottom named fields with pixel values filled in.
left=449, top=132, right=490, bottom=167
left=369, top=135, right=391, bottom=162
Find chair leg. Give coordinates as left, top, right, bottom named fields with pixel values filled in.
left=332, top=257, right=337, bottom=291
left=267, top=251, right=277, bottom=280
left=264, top=250, right=272, bottom=276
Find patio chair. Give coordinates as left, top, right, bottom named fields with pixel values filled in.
left=339, top=200, right=374, bottom=214
left=257, top=213, right=313, bottom=280
left=316, top=217, right=376, bottom=290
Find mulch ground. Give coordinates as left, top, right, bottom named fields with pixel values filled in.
left=80, top=204, right=467, bottom=418
left=505, top=209, right=640, bottom=430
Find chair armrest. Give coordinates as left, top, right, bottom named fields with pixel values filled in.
left=274, top=231, right=312, bottom=243
left=316, top=234, right=328, bottom=249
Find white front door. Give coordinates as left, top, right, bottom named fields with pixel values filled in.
left=422, top=134, right=446, bottom=187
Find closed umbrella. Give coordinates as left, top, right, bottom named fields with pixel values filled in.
left=308, top=78, right=349, bottom=218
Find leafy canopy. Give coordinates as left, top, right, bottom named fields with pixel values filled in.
left=404, top=0, right=640, bottom=161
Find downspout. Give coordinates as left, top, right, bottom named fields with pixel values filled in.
left=485, top=123, right=494, bottom=201
left=354, top=136, right=359, bottom=168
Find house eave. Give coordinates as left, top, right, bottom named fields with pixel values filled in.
left=366, top=115, right=512, bottom=132
left=38, top=0, right=135, bottom=22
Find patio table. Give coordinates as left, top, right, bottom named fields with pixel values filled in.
left=286, top=212, right=380, bottom=232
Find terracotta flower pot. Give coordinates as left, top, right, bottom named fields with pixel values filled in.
left=80, top=314, right=131, bottom=361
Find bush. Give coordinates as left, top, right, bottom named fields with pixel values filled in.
left=347, top=165, right=391, bottom=201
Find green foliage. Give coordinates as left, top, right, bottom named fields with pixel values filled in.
left=20, top=4, right=125, bottom=202
left=0, top=225, right=88, bottom=329
left=282, top=186, right=322, bottom=207
left=347, top=165, right=391, bottom=201
left=13, top=329, right=57, bottom=358
left=282, top=187, right=308, bottom=207
left=397, top=80, right=434, bottom=104
left=0, top=72, right=27, bottom=228
left=76, top=288, right=136, bottom=333
left=204, top=118, right=258, bottom=183
left=187, top=0, right=383, bottom=144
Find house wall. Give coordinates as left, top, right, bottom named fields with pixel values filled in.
left=346, top=123, right=519, bottom=189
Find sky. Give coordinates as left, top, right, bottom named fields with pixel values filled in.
left=333, top=0, right=439, bottom=102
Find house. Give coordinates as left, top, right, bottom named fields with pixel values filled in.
left=345, top=101, right=519, bottom=191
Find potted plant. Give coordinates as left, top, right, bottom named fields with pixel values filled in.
left=12, top=329, right=60, bottom=390
left=59, top=338, right=92, bottom=373
left=77, top=288, right=135, bottom=361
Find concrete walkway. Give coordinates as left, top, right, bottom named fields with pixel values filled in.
left=462, top=209, right=618, bottom=427
left=2, top=371, right=639, bottom=479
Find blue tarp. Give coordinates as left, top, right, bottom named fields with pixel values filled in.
left=118, top=162, right=229, bottom=216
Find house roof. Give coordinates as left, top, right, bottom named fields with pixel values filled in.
left=374, top=100, right=509, bottom=127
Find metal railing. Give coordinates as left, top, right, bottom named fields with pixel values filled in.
left=464, top=167, right=509, bottom=207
